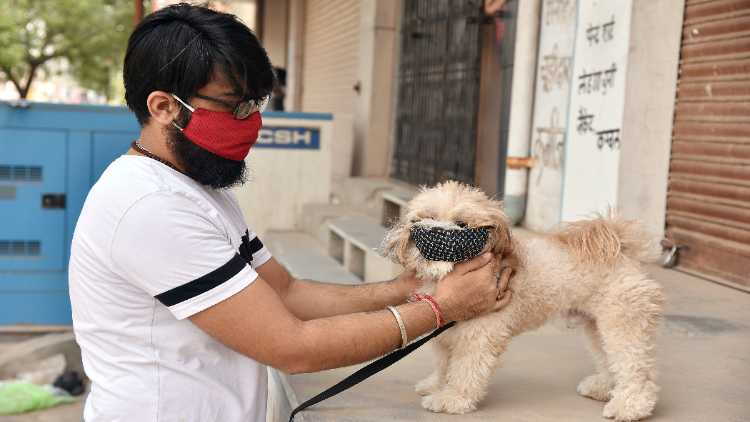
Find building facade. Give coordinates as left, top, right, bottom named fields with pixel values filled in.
left=258, top=0, right=748, bottom=289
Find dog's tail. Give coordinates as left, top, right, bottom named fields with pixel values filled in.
left=553, top=211, right=661, bottom=265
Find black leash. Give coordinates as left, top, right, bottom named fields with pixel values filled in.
left=288, top=321, right=456, bottom=422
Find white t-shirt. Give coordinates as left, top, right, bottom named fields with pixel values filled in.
left=69, top=155, right=272, bottom=422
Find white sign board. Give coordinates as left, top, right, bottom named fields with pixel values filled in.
left=524, top=0, right=577, bottom=231
left=560, top=0, right=633, bottom=220
left=232, top=113, right=353, bottom=237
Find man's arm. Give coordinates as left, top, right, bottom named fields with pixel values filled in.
left=256, top=257, right=419, bottom=320
left=191, top=253, right=510, bottom=374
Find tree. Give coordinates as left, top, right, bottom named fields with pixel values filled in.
left=0, top=0, right=134, bottom=100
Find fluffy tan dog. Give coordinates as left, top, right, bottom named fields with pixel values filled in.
left=382, top=181, right=664, bottom=422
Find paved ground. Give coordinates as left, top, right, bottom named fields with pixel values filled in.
left=0, top=334, right=85, bottom=422
left=0, top=399, right=84, bottom=422
left=2, top=259, right=748, bottom=421
left=289, top=265, right=750, bottom=422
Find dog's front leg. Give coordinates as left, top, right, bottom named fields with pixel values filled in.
left=415, top=342, right=449, bottom=396
left=422, top=329, right=509, bottom=414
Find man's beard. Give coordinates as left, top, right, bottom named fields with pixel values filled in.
left=167, top=126, right=248, bottom=189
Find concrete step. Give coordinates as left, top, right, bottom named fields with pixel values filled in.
left=264, top=231, right=361, bottom=284
left=327, top=216, right=402, bottom=282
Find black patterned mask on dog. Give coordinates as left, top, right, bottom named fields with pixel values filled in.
left=410, top=225, right=490, bottom=262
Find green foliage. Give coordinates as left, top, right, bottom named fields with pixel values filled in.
left=0, top=0, right=134, bottom=100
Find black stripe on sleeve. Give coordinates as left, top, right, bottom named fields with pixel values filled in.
left=247, top=236, right=264, bottom=256
left=239, top=230, right=265, bottom=264
left=155, top=254, right=247, bottom=307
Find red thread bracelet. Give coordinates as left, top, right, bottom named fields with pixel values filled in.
left=409, top=293, right=445, bottom=328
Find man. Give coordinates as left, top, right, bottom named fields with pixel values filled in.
left=69, top=4, right=512, bottom=422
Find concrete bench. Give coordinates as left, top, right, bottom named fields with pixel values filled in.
left=381, top=189, right=415, bottom=228
left=264, top=231, right=361, bottom=284
left=327, top=216, right=402, bottom=282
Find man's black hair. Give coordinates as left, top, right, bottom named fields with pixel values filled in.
left=124, top=3, right=275, bottom=126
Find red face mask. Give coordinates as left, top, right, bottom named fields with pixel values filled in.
left=171, top=94, right=263, bottom=161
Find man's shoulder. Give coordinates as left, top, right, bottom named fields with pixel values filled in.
left=85, top=157, right=162, bottom=214
left=90, top=156, right=210, bottom=208
left=81, top=157, right=208, bottom=229
left=96, top=155, right=172, bottom=191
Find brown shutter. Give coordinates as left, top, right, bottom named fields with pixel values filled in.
left=666, top=0, right=750, bottom=287
left=301, top=0, right=361, bottom=113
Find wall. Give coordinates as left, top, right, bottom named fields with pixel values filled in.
left=522, top=0, right=683, bottom=234
left=524, top=0, right=576, bottom=231
left=503, top=0, right=541, bottom=224
left=354, top=0, right=400, bottom=178
left=300, top=0, right=360, bottom=114
left=285, top=0, right=305, bottom=111
left=233, top=112, right=353, bottom=237
left=560, top=0, right=634, bottom=221
left=227, top=0, right=258, bottom=32
left=260, top=0, right=289, bottom=68
left=618, top=0, right=685, bottom=237
left=281, top=0, right=399, bottom=178
left=475, top=24, right=506, bottom=196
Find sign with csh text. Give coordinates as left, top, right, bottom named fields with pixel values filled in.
left=256, top=127, right=320, bottom=149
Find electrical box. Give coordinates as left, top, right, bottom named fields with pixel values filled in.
left=0, top=101, right=140, bottom=325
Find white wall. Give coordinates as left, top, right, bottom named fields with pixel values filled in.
left=503, top=0, right=541, bottom=224
left=524, top=0, right=577, bottom=231
left=617, top=0, right=685, bottom=237
left=260, top=0, right=288, bottom=68
left=523, top=0, right=683, bottom=234
left=233, top=114, right=353, bottom=237
left=354, top=0, right=399, bottom=177
left=560, top=0, right=633, bottom=221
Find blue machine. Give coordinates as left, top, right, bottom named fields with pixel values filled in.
left=0, top=101, right=140, bottom=325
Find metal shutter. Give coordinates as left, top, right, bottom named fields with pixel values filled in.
left=301, top=0, right=360, bottom=113
left=666, top=0, right=750, bottom=288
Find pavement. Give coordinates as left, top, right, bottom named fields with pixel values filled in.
left=288, top=265, right=750, bottom=422
left=0, top=331, right=85, bottom=422
left=0, top=399, right=85, bottom=422
left=1, top=259, right=748, bottom=422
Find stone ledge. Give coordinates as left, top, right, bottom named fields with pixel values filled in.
left=265, top=231, right=361, bottom=284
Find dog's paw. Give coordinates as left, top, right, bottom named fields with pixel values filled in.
left=577, top=374, right=613, bottom=402
left=602, top=383, right=658, bottom=421
left=415, top=375, right=441, bottom=396
left=421, top=390, right=477, bottom=414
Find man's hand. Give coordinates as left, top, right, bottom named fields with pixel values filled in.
left=433, top=253, right=513, bottom=322
left=392, top=269, right=422, bottom=297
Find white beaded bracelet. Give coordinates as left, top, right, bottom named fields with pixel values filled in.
left=386, top=305, right=408, bottom=349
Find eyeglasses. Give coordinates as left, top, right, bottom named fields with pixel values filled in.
left=173, top=93, right=269, bottom=119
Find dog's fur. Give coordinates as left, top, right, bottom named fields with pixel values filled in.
left=382, top=181, right=664, bottom=421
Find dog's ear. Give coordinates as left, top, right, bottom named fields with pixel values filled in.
left=380, top=222, right=411, bottom=265
left=486, top=202, right=519, bottom=264
left=491, top=222, right=522, bottom=270
left=491, top=223, right=513, bottom=257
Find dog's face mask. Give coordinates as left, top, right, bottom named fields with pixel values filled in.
left=381, top=181, right=515, bottom=281
left=410, top=225, right=490, bottom=262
